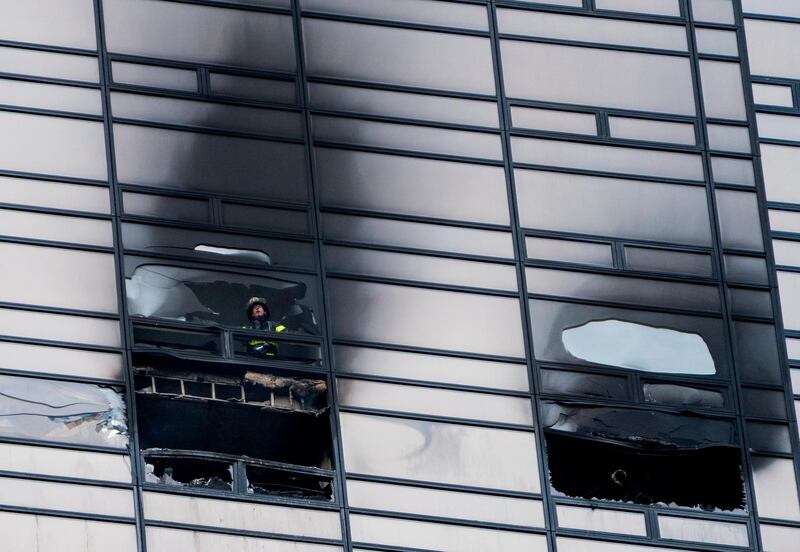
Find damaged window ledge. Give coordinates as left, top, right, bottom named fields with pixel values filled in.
left=143, top=449, right=336, bottom=503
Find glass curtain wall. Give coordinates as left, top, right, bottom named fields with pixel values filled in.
left=0, top=0, right=797, bottom=551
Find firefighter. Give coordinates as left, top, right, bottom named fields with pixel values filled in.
left=244, top=297, right=286, bottom=357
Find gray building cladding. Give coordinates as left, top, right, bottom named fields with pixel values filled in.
left=0, top=0, right=799, bottom=551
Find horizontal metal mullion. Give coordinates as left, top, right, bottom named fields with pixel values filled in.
left=299, top=11, right=491, bottom=38
left=110, top=117, right=305, bottom=144
left=334, top=372, right=531, bottom=399
left=337, top=405, right=536, bottom=432
left=0, top=103, right=103, bottom=122
left=343, top=471, right=542, bottom=500
left=511, top=161, right=707, bottom=186
left=324, top=271, right=519, bottom=298
left=0, top=71, right=100, bottom=89
left=497, top=32, right=689, bottom=57
left=142, top=519, right=342, bottom=545
left=330, top=337, right=527, bottom=365
left=310, top=139, right=505, bottom=166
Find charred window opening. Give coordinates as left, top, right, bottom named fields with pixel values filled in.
left=0, top=374, right=128, bottom=449
left=134, top=352, right=333, bottom=501
left=125, top=263, right=319, bottom=335
left=542, top=401, right=744, bottom=511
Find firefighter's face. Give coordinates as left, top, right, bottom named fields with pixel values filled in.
left=251, top=304, right=266, bottom=319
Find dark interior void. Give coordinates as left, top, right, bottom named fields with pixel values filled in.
left=545, top=432, right=744, bottom=511
left=542, top=400, right=745, bottom=510
left=145, top=455, right=233, bottom=491
left=246, top=464, right=332, bottom=500
left=137, top=394, right=332, bottom=468
left=134, top=352, right=333, bottom=500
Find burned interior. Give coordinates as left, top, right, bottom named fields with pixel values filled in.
left=134, top=351, right=333, bottom=501
left=532, top=298, right=748, bottom=511
left=122, top=224, right=334, bottom=502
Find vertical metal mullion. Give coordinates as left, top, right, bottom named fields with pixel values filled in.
left=290, top=2, right=352, bottom=550
left=92, top=1, right=147, bottom=550
left=488, top=2, right=557, bottom=550
left=733, top=0, right=800, bottom=545
left=685, top=3, right=764, bottom=550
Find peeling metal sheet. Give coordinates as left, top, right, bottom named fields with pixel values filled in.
left=541, top=401, right=737, bottom=450
left=0, top=375, right=127, bottom=448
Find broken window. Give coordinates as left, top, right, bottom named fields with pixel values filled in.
left=541, top=401, right=744, bottom=511
left=0, top=374, right=127, bottom=448
left=125, top=261, right=319, bottom=334
left=133, top=352, right=333, bottom=501
left=562, top=320, right=716, bottom=375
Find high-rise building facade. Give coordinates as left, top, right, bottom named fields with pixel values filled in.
left=0, top=0, right=799, bottom=550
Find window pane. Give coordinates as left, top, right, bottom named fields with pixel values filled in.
left=693, top=0, right=735, bottom=24
left=715, top=190, right=764, bottom=251
left=0, top=307, right=120, bottom=347
left=0, top=242, right=117, bottom=313
left=0, top=442, right=130, bottom=483
left=753, top=83, right=794, bottom=107
left=209, top=73, right=296, bottom=104
left=0, top=176, right=110, bottom=214
left=596, top=0, right=680, bottom=16
left=112, top=61, right=198, bottom=92
left=735, top=322, right=783, bottom=385
left=758, top=113, right=800, bottom=143
left=526, top=267, right=720, bottom=312
left=695, top=28, right=739, bottom=57
left=0, top=374, right=127, bottom=448
left=113, top=124, right=308, bottom=203
left=111, top=92, right=304, bottom=138
left=608, top=116, right=696, bottom=146
left=1, top=513, right=135, bottom=552
left=512, top=137, right=704, bottom=181
left=329, top=279, right=525, bottom=357
left=747, top=421, right=792, bottom=454
left=625, top=246, right=713, bottom=278
left=143, top=491, right=342, bottom=539
left=104, top=0, right=296, bottom=72
left=711, top=156, right=755, bottom=186
left=0, top=111, right=107, bottom=181
left=145, top=527, right=342, bottom=552
left=700, top=61, right=747, bottom=120
left=558, top=537, right=695, bottom=552
left=313, top=115, right=502, bottom=160
left=310, top=82, right=498, bottom=128
left=337, top=378, right=533, bottom=425
left=0, top=208, right=112, bottom=247
left=317, top=148, right=510, bottom=224
left=745, top=19, right=800, bottom=79
left=350, top=513, right=548, bottom=551
left=122, top=191, right=209, bottom=223
left=526, top=236, right=614, bottom=268
left=221, top=202, right=310, bottom=235
left=511, top=106, right=597, bottom=135
left=658, top=516, right=748, bottom=546
left=0, top=341, right=123, bottom=380
left=707, top=124, right=751, bottom=153
left=515, top=170, right=713, bottom=246
left=743, top=388, right=787, bottom=419
left=122, top=222, right=314, bottom=270
left=763, top=144, right=800, bottom=202
left=498, top=9, right=686, bottom=50
left=540, top=368, right=629, bottom=400
left=347, top=479, right=545, bottom=527
left=761, top=523, right=800, bottom=552
left=322, top=213, right=515, bottom=258
left=340, top=412, right=540, bottom=492
left=0, top=78, right=102, bottom=115
left=0, top=0, right=96, bottom=50
left=334, top=345, right=530, bottom=392
left=325, top=245, right=517, bottom=291
left=303, top=19, right=495, bottom=94
left=501, top=41, right=695, bottom=115
left=0, top=45, right=99, bottom=83
left=557, top=505, right=646, bottom=536
left=779, top=271, right=800, bottom=330
left=301, top=0, right=488, bottom=31
left=725, top=254, right=769, bottom=285
left=751, top=456, right=800, bottom=520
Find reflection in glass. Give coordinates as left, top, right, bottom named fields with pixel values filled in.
left=643, top=383, right=724, bottom=409
left=562, top=320, right=716, bottom=375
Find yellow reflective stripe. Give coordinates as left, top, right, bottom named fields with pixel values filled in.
left=275, top=325, right=286, bottom=332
